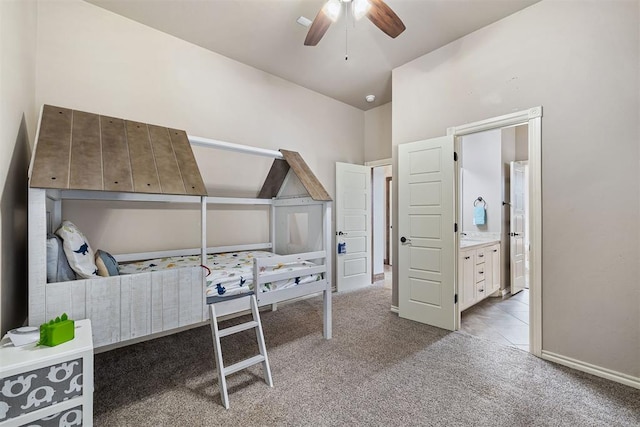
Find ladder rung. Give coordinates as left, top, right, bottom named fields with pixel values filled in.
left=223, top=355, right=265, bottom=376
left=218, top=321, right=258, bottom=338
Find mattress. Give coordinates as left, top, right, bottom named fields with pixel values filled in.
left=118, top=250, right=323, bottom=299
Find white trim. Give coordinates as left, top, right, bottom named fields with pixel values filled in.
left=365, top=158, right=392, bottom=167
left=447, top=106, right=542, bottom=357
left=61, top=190, right=200, bottom=203
left=114, top=242, right=273, bottom=263
left=541, top=351, right=640, bottom=390
left=59, top=191, right=275, bottom=205
left=272, top=197, right=324, bottom=206
left=188, top=135, right=283, bottom=159
left=390, top=305, right=398, bottom=313
left=446, top=107, right=541, bottom=136
left=206, top=196, right=273, bottom=205
left=528, top=116, right=542, bottom=357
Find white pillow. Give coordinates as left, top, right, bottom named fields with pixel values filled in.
left=55, top=221, right=98, bottom=279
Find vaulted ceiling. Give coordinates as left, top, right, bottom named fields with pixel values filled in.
left=86, top=0, right=539, bottom=111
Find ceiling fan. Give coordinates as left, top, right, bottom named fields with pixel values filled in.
left=304, top=0, right=406, bottom=46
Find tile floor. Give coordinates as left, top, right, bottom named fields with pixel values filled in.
left=377, top=267, right=529, bottom=351
left=460, top=289, right=530, bottom=351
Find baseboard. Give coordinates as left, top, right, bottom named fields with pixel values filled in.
left=390, top=305, right=398, bottom=313
left=541, top=350, right=640, bottom=389
left=372, top=273, right=385, bottom=282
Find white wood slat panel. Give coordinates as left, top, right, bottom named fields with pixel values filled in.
left=151, top=272, right=163, bottom=333
left=86, top=277, right=121, bottom=347
left=70, top=281, right=86, bottom=320
left=162, top=270, right=179, bottom=331
left=45, top=282, right=72, bottom=321
left=120, top=275, right=132, bottom=341
left=203, top=270, right=211, bottom=321
left=130, top=274, right=151, bottom=338
left=257, top=265, right=326, bottom=285
left=178, top=269, right=192, bottom=327
left=28, top=189, right=47, bottom=326
left=193, top=268, right=204, bottom=324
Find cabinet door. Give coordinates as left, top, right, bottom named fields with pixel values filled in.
left=490, top=244, right=501, bottom=294
left=459, top=250, right=476, bottom=310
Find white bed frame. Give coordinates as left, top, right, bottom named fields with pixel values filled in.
left=28, top=137, right=332, bottom=349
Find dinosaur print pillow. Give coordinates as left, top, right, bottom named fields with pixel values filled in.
left=55, top=220, right=98, bottom=279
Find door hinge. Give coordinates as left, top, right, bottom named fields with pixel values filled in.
left=454, top=294, right=458, bottom=304
left=454, top=152, right=458, bottom=161
left=454, top=223, right=458, bottom=233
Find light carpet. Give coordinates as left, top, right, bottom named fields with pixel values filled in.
left=94, top=284, right=640, bottom=426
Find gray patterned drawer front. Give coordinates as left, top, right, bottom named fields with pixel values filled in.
left=18, top=405, right=82, bottom=427
left=0, top=358, right=83, bottom=421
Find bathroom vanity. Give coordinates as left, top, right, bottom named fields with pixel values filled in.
left=459, top=240, right=501, bottom=311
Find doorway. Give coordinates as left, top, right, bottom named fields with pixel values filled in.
left=368, top=160, right=392, bottom=290
left=458, top=125, right=531, bottom=351
left=397, top=106, right=542, bottom=356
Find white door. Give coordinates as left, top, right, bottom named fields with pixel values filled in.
left=335, top=162, right=372, bottom=292
left=510, top=161, right=526, bottom=294
left=398, top=136, right=456, bottom=330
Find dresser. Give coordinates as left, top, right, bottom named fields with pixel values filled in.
left=0, top=319, right=93, bottom=427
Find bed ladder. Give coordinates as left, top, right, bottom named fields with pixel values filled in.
left=208, top=293, right=273, bottom=409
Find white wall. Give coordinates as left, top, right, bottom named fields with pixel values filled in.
left=364, top=102, right=392, bottom=162
left=515, top=124, right=528, bottom=161
left=35, top=0, right=364, bottom=255
left=0, top=0, right=37, bottom=335
left=461, top=129, right=502, bottom=233
left=393, top=0, right=639, bottom=378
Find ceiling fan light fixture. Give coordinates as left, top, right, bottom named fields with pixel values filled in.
left=353, top=0, right=371, bottom=20
left=323, top=0, right=342, bottom=22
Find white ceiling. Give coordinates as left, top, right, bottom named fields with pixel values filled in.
left=85, top=0, right=539, bottom=111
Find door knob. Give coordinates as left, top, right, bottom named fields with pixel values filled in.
left=400, top=236, right=411, bottom=244
left=337, top=231, right=349, bottom=236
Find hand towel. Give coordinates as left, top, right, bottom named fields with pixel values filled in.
left=473, top=205, right=486, bottom=226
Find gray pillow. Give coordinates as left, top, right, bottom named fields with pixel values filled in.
left=46, top=234, right=77, bottom=282
left=95, top=249, right=119, bottom=277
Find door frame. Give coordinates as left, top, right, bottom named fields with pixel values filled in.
left=447, top=106, right=542, bottom=357
left=385, top=176, right=392, bottom=265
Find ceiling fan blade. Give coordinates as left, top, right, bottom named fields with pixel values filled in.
left=304, top=8, right=333, bottom=46
left=367, top=0, right=406, bottom=39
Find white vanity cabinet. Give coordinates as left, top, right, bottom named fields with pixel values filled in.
left=459, top=242, right=501, bottom=311
left=486, top=244, right=501, bottom=295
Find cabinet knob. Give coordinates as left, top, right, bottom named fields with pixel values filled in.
left=493, top=249, right=497, bottom=252
left=479, top=271, right=484, bottom=274
left=478, top=254, right=484, bottom=258
left=479, top=289, right=484, bottom=293
left=464, top=256, right=470, bottom=260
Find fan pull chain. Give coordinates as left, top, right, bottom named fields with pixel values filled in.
left=345, top=2, right=349, bottom=60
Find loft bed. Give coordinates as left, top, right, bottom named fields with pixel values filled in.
left=28, top=105, right=333, bottom=349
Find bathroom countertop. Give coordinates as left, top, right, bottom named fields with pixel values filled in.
left=459, top=238, right=500, bottom=249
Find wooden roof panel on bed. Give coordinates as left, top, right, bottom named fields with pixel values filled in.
left=30, top=105, right=207, bottom=196
left=258, top=149, right=332, bottom=201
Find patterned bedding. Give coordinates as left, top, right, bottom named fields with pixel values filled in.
left=118, top=250, right=323, bottom=299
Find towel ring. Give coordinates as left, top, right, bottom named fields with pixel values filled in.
left=474, top=197, right=486, bottom=207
